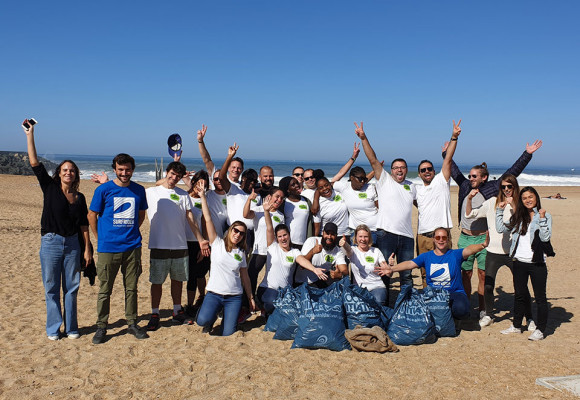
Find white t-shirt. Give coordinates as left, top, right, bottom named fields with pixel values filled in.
left=185, top=197, right=204, bottom=242
left=375, top=170, right=417, bottom=238
left=226, top=184, right=256, bottom=230
left=466, top=197, right=513, bottom=255
left=259, top=243, right=301, bottom=290
left=146, top=185, right=192, bottom=250
left=302, top=188, right=315, bottom=202
left=205, top=236, right=247, bottom=295
left=415, top=172, right=453, bottom=234
left=333, top=181, right=378, bottom=231
left=252, top=207, right=285, bottom=255
left=316, top=190, right=349, bottom=235
left=296, top=236, right=346, bottom=284
left=514, top=229, right=533, bottom=263
left=283, top=197, right=311, bottom=245
left=207, top=190, right=228, bottom=238
left=349, top=246, right=386, bottom=291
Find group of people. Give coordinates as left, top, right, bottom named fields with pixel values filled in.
left=24, top=117, right=553, bottom=343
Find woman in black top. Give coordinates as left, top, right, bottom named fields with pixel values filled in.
left=23, top=120, right=92, bottom=340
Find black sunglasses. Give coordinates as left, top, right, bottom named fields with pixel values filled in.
left=501, top=184, right=513, bottom=190
left=352, top=175, right=367, bottom=182
left=468, top=174, right=479, bottom=179
left=304, top=176, right=315, bottom=180
left=293, top=173, right=303, bottom=177
left=420, top=167, right=434, bottom=173
left=232, top=227, right=246, bottom=235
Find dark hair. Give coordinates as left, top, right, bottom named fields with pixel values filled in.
left=241, top=168, right=258, bottom=182
left=390, top=158, right=407, bottom=169
left=53, top=160, right=81, bottom=192
left=349, top=166, right=366, bottom=177
left=304, top=168, right=314, bottom=175
left=278, top=176, right=293, bottom=197
left=231, top=157, right=244, bottom=170
left=496, top=174, right=520, bottom=208
left=313, top=169, right=325, bottom=180
left=471, top=162, right=489, bottom=179
left=166, top=161, right=186, bottom=177
left=292, top=166, right=304, bottom=173
left=316, top=176, right=330, bottom=186
left=418, top=160, right=433, bottom=172
left=192, top=169, right=209, bottom=190
left=508, top=186, right=542, bottom=236
left=275, top=223, right=291, bottom=238
left=224, top=221, right=248, bottom=252
left=112, top=153, right=135, bottom=170
left=268, top=185, right=284, bottom=197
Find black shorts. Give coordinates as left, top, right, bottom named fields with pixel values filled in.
left=187, top=241, right=211, bottom=279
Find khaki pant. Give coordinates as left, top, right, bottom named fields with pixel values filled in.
left=96, top=248, right=142, bottom=328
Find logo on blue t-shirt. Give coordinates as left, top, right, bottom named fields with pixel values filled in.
left=430, top=263, right=451, bottom=288
left=113, top=197, right=135, bottom=226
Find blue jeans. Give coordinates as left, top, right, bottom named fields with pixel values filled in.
left=375, top=230, right=414, bottom=304
left=196, top=291, right=242, bottom=336
left=450, top=291, right=470, bottom=320
left=368, top=287, right=388, bottom=306
left=39, top=233, right=81, bottom=336
left=257, top=286, right=278, bottom=315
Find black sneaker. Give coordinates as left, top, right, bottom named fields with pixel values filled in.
left=92, top=327, right=107, bottom=344
left=127, top=324, right=149, bottom=340
left=147, top=313, right=160, bottom=331
left=202, top=323, right=213, bottom=334
left=172, top=307, right=187, bottom=325
left=184, top=305, right=197, bottom=319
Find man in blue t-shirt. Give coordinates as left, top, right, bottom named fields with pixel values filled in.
left=375, top=227, right=489, bottom=320
left=88, top=153, right=149, bottom=344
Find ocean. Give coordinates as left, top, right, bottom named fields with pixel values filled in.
left=42, top=153, right=580, bottom=187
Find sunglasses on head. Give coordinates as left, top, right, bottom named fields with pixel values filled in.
left=434, top=235, right=448, bottom=241
left=420, top=167, right=434, bottom=173
left=293, top=173, right=303, bottom=177
left=501, top=184, right=513, bottom=190
left=232, top=226, right=246, bottom=235
left=304, top=176, right=315, bottom=180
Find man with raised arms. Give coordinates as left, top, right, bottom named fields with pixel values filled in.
left=414, top=119, right=461, bottom=287
left=354, top=121, right=416, bottom=304
left=88, top=153, right=149, bottom=344
left=197, top=124, right=244, bottom=187
left=145, top=161, right=209, bottom=331
left=445, top=137, right=542, bottom=320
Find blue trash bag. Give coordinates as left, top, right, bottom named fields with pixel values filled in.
left=342, top=284, right=385, bottom=330
left=387, top=285, right=437, bottom=346
left=380, top=305, right=395, bottom=328
left=264, top=287, right=288, bottom=333
left=420, top=286, right=456, bottom=337
left=271, top=285, right=303, bottom=340
left=291, top=282, right=351, bottom=351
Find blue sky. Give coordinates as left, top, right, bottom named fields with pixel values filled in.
left=1, top=1, right=578, bottom=167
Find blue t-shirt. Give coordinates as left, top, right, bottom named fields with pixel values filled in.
left=90, top=181, right=148, bottom=253
left=412, top=249, right=465, bottom=294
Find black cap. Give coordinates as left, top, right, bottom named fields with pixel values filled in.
left=323, top=222, right=338, bottom=235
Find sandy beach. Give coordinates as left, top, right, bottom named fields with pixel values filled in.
left=1, top=175, right=578, bottom=399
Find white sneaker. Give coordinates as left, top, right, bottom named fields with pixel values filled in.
left=479, top=315, right=493, bottom=327
left=67, top=333, right=80, bottom=339
left=500, top=324, right=522, bottom=334
left=47, top=335, right=59, bottom=341
left=527, top=320, right=537, bottom=332
left=479, top=310, right=487, bottom=320
left=528, top=329, right=544, bottom=341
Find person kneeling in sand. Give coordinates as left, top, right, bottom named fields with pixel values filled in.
left=375, top=227, right=490, bottom=322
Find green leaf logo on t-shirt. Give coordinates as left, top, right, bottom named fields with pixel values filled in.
left=299, top=204, right=308, bottom=210
left=358, top=192, right=368, bottom=199
left=324, top=255, right=335, bottom=263
left=286, top=256, right=294, bottom=263
left=403, top=184, right=410, bottom=191
left=273, top=216, right=281, bottom=223
left=334, top=195, right=342, bottom=202
left=365, top=256, right=375, bottom=263
left=170, top=193, right=180, bottom=202
left=222, top=198, right=227, bottom=205
left=233, top=254, right=243, bottom=262
left=251, top=198, right=257, bottom=203
left=194, top=203, right=202, bottom=209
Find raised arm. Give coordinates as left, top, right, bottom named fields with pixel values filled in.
left=243, top=189, right=258, bottom=219
left=196, top=124, right=216, bottom=173
left=442, top=119, right=461, bottom=181
left=218, top=143, right=239, bottom=194
left=330, top=142, right=360, bottom=183
left=311, top=187, right=320, bottom=215
left=354, top=121, right=383, bottom=179
left=442, top=141, right=466, bottom=187
left=339, top=235, right=353, bottom=257
left=503, top=140, right=542, bottom=178
left=22, top=119, right=39, bottom=167
left=262, top=196, right=275, bottom=247
left=198, top=181, right=217, bottom=243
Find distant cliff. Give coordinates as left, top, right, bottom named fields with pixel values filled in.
left=0, top=151, right=59, bottom=175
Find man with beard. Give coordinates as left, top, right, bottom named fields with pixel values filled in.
left=445, top=138, right=543, bottom=319
left=88, top=153, right=149, bottom=344
left=295, top=222, right=348, bottom=288
left=354, top=122, right=416, bottom=304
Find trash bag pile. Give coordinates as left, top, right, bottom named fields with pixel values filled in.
left=265, top=277, right=457, bottom=351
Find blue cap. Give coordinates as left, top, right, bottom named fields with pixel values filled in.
left=168, top=133, right=182, bottom=158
